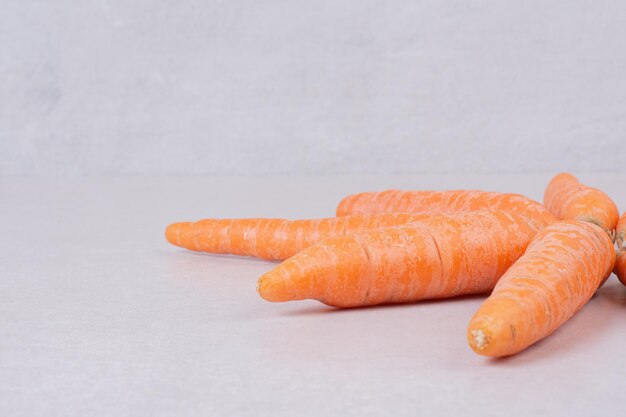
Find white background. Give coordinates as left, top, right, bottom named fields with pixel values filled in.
left=2, top=0, right=626, bottom=176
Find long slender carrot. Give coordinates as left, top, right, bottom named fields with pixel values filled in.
left=543, top=173, right=619, bottom=233
left=165, top=213, right=430, bottom=261
left=467, top=220, right=615, bottom=357
left=257, top=210, right=549, bottom=307
left=336, top=190, right=555, bottom=225
left=613, top=212, right=626, bottom=285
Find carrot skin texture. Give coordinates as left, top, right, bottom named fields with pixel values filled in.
left=257, top=210, right=549, bottom=308
left=336, top=190, right=555, bottom=225
left=467, top=220, right=615, bottom=357
left=613, top=212, right=626, bottom=285
left=543, top=173, right=619, bottom=232
left=165, top=213, right=427, bottom=261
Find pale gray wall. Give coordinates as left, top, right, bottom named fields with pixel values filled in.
left=2, top=0, right=626, bottom=176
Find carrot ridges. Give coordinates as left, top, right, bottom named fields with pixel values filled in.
left=543, top=173, right=619, bottom=233
left=165, top=213, right=426, bottom=261
left=257, top=210, right=549, bottom=307
left=336, top=189, right=556, bottom=226
left=467, top=220, right=615, bottom=357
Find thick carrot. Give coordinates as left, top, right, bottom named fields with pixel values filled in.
left=336, top=190, right=555, bottom=225
left=467, top=220, right=615, bottom=357
left=165, top=213, right=429, bottom=261
left=257, top=210, right=549, bottom=307
left=613, top=212, right=626, bottom=285
left=543, top=173, right=619, bottom=233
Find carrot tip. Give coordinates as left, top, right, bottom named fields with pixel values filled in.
left=470, top=329, right=489, bottom=351
left=165, top=222, right=194, bottom=248
left=257, top=270, right=290, bottom=302
left=165, top=223, right=179, bottom=245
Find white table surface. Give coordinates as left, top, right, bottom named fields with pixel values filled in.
left=2, top=174, right=626, bottom=417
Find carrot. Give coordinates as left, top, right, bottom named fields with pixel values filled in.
left=336, top=190, right=555, bottom=225
left=613, top=212, right=626, bottom=285
left=467, top=220, right=615, bottom=357
left=257, top=210, right=549, bottom=307
left=165, top=213, right=430, bottom=261
left=543, top=173, right=619, bottom=233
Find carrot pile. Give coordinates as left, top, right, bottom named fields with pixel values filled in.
left=165, top=173, right=622, bottom=358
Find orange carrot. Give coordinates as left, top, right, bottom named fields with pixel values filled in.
left=165, top=213, right=430, bottom=261
left=543, top=173, right=619, bottom=233
left=257, top=210, right=549, bottom=307
left=336, top=190, right=555, bottom=225
left=613, top=212, right=626, bottom=285
left=467, top=220, right=615, bottom=357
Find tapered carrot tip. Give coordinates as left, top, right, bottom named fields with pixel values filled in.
left=467, top=322, right=509, bottom=357
left=165, top=222, right=196, bottom=250
left=257, top=269, right=290, bottom=302
left=467, top=299, right=523, bottom=357
left=468, top=323, right=500, bottom=356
